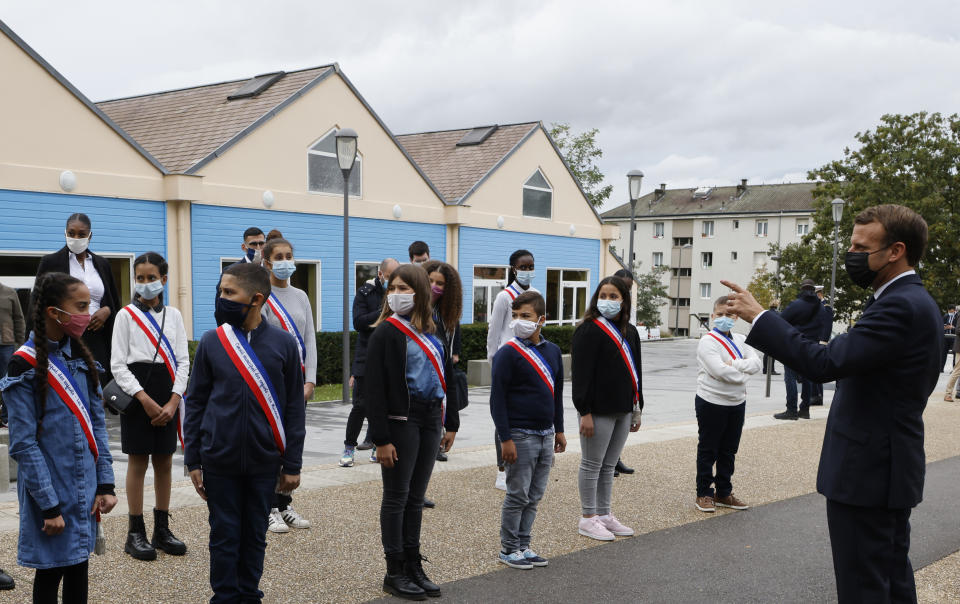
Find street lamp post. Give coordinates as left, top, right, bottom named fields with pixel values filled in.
left=626, top=170, right=644, bottom=272
left=830, top=197, right=846, bottom=310
left=335, top=128, right=358, bottom=405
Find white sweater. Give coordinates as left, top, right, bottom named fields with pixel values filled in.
left=485, top=284, right=540, bottom=363
left=696, top=330, right=762, bottom=406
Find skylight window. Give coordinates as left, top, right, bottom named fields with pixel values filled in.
left=227, top=72, right=285, bottom=100
left=456, top=125, right=498, bottom=146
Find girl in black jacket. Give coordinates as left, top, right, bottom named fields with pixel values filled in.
left=366, top=264, right=459, bottom=600
left=572, top=276, right=644, bottom=541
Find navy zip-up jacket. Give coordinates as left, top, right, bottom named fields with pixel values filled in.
left=184, top=321, right=306, bottom=476
left=489, top=337, right=564, bottom=442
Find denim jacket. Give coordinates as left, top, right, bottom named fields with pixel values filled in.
left=0, top=335, right=114, bottom=569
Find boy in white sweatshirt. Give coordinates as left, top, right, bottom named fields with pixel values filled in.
left=694, top=295, right=762, bottom=513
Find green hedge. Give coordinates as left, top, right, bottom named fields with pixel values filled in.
left=187, top=323, right=578, bottom=385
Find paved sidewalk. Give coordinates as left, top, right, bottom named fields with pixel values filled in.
left=388, top=455, right=960, bottom=603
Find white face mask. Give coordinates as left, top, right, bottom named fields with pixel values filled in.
left=510, top=318, right=541, bottom=339
left=387, top=293, right=415, bottom=316
left=65, top=233, right=89, bottom=255
left=515, top=270, right=535, bottom=287
left=135, top=280, right=165, bottom=300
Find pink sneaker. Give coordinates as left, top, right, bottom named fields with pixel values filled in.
left=578, top=516, right=615, bottom=541
left=598, top=514, right=634, bottom=536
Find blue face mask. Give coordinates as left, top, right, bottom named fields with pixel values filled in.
left=245, top=247, right=257, bottom=261
left=135, top=280, right=164, bottom=300
left=515, top=270, right=535, bottom=286
left=271, top=260, right=296, bottom=281
left=597, top=299, right=622, bottom=320
left=714, top=316, right=736, bottom=333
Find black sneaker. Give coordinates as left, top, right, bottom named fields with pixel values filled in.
left=774, top=410, right=799, bottom=421
left=423, top=498, right=436, bottom=509
left=798, top=408, right=810, bottom=419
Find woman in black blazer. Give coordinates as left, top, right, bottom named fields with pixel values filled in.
left=33, top=213, right=121, bottom=381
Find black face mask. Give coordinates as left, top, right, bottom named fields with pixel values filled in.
left=215, top=296, right=254, bottom=328
left=844, top=244, right=891, bottom=289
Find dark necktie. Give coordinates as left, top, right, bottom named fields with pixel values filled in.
left=864, top=295, right=876, bottom=312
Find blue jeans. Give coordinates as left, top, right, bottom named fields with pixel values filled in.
left=204, top=471, right=276, bottom=604
left=500, top=430, right=554, bottom=553
left=0, top=344, right=12, bottom=424
left=784, top=366, right=811, bottom=413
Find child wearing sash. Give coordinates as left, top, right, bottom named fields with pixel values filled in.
left=572, top=276, right=643, bottom=541
left=693, top=295, right=762, bottom=513
left=490, top=290, right=566, bottom=570
left=259, top=231, right=316, bottom=533
left=0, top=272, right=117, bottom=603
left=423, top=260, right=463, bottom=470
left=184, top=263, right=306, bottom=603
left=485, top=249, right=537, bottom=491
left=366, top=264, right=460, bottom=600
left=110, top=252, right=189, bottom=560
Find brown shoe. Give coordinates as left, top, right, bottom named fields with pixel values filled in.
left=695, top=496, right=715, bottom=513
left=945, top=393, right=954, bottom=402
left=715, top=494, right=749, bottom=510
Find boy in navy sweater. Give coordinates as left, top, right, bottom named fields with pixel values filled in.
left=184, top=263, right=305, bottom=603
left=490, top=291, right=566, bottom=569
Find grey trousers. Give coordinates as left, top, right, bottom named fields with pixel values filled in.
left=500, top=430, right=554, bottom=552
left=578, top=412, right=632, bottom=516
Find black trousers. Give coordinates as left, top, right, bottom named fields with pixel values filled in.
left=695, top=396, right=745, bottom=498
left=344, top=376, right=370, bottom=447
left=826, top=499, right=916, bottom=604
left=380, top=400, right=442, bottom=556
left=204, top=471, right=275, bottom=603
left=34, top=561, right=88, bottom=604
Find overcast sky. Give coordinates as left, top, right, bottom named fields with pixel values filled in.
left=4, top=1, right=960, bottom=212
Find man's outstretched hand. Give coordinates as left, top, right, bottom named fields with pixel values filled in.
left=720, top=280, right=765, bottom=323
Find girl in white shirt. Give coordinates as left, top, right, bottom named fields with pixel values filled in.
left=110, top=252, right=189, bottom=561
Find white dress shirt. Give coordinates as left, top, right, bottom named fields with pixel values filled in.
left=68, top=252, right=104, bottom=314
left=110, top=304, right=190, bottom=397
left=485, top=285, right=540, bottom=363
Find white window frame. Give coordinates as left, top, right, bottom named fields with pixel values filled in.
left=221, top=256, right=322, bottom=329
left=472, top=264, right=508, bottom=323
left=699, top=282, right=712, bottom=299
left=0, top=249, right=138, bottom=298
left=521, top=168, right=553, bottom=220
left=701, top=252, right=713, bottom=269
left=653, top=222, right=665, bottom=238
left=652, top=252, right=664, bottom=267
left=545, top=267, right=590, bottom=326
left=796, top=221, right=809, bottom=236
left=307, top=127, right=363, bottom=198
left=756, top=219, right=769, bottom=237
left=701, top=220, right=715, bottom=238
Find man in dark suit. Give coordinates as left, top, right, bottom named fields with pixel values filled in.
left=722, top=204, right=940, bottom=603
left=941, top=305, right=958, bottom=371
left=214, top=226, right=265, bottom=310
left=774, top=279, right=824, bottom=420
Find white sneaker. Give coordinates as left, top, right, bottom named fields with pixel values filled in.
left=598, top=513, right=634, bottom=536
left=495, top=470, right=507, bottom=491
left=339, top=447, right=355, bottom=467
left=281, top=506, right=311, bottom=529
left=370, top=446, right=378, bottom=463
left=267, top=508, right=289, bottom=534
left=578, top=516, right=615, bottom=541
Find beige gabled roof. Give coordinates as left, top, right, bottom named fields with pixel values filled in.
left=602, top=182, right=816, bottom=220
left=396, top=123, right=539, bottom=203
left=96, top=66, right=334, bottom=174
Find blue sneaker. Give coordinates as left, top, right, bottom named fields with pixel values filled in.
left=498, top=550, right=533, bottom=570
left=339, top=447, right=355, bottom=467
left=521, top=548, right=548, bottom=567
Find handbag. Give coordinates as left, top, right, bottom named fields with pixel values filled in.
left=103, top=307, right=166, bottom=414
left=453, top=367, right=469, bottom=410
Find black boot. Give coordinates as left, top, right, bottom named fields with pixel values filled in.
left=0, top=567, right=14, bottom=590
left=615, top=459, right=635, bottom=475
left=383, top=553, right=426, bottom=601
left=405, top=548, right=441, bottom=598
left=124, top=514, right=157, bottom=561
left=151, top=509, right=187, bottom=556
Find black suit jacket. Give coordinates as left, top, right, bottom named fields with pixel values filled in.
left=30, top=246, right=121, bottom=334
left=778, top=291, right=824, bottom=340
left=746, top=274, right=941, bottom=509
left=818, top=302, right=834, bottom=342
left=943, top=311, right=958, bottom=334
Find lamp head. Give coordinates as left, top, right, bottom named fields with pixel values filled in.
left=831, top=197, right=845, bottom=223
left=627, top=169, right=644, bottom=202
left=335, top=128, right=359, bottom=171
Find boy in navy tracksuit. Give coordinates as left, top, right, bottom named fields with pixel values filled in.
left=490, top=291, right=566, bottom=569
left=184, top=263, right=305, bottom=603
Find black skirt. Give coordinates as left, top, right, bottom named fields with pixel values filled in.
left=120, top=362, right=178, bottom=455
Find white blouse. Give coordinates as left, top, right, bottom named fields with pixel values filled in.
left=110, top=304, right=190, bottom=397
left=68, top=252, right=105, bottom=314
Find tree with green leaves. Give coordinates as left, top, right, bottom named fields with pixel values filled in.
left=775, top=111, right=960, bottom=321
left=633, top=264, right=670, bottom=326
left=746, top=264, right=779, bottom=311
left=549, top=122, right=613, bottom=207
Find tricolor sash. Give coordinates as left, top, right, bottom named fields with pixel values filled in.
left=593, top=317, right=640, bottom=404
left=386, top=316, right=447, bottom=421
left=505, top=337, right=555, bottom=395
left=708, top=328, right=743, bottom=361
left=123, top=305, right=185, bottom=448
left=216, top=324, right=287, bottom=453
left=14, top=341, right=98, bottom=459
left=265, top=293, right=306, bottom=375
left=503, top=283, right=524, bottom=300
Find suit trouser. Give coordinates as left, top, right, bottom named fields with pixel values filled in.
left=946, top=355, right=960, bottom=395
left=825, top=499, right=916, bottom=604
left=784, top=366, right=811, bottom=413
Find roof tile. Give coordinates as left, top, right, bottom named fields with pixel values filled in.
left=601, top=182, right=816, bottom=219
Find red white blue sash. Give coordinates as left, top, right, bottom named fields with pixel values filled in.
left=265, top=293, right=306, bottom=375
left=216, top=324, right=286, bottom=453
left=593, top=317, right=640, bottom=404
left=123, top=305, right=185, bottom=447
left=14, top=341, right=98, bottom=459
left=506, top=337, right=555, bottom=395
left=503, top=283, right=524, bottom=300
left=709, top=328, right=743, bottom=361
left=387, top=316, right=447, bottom=422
